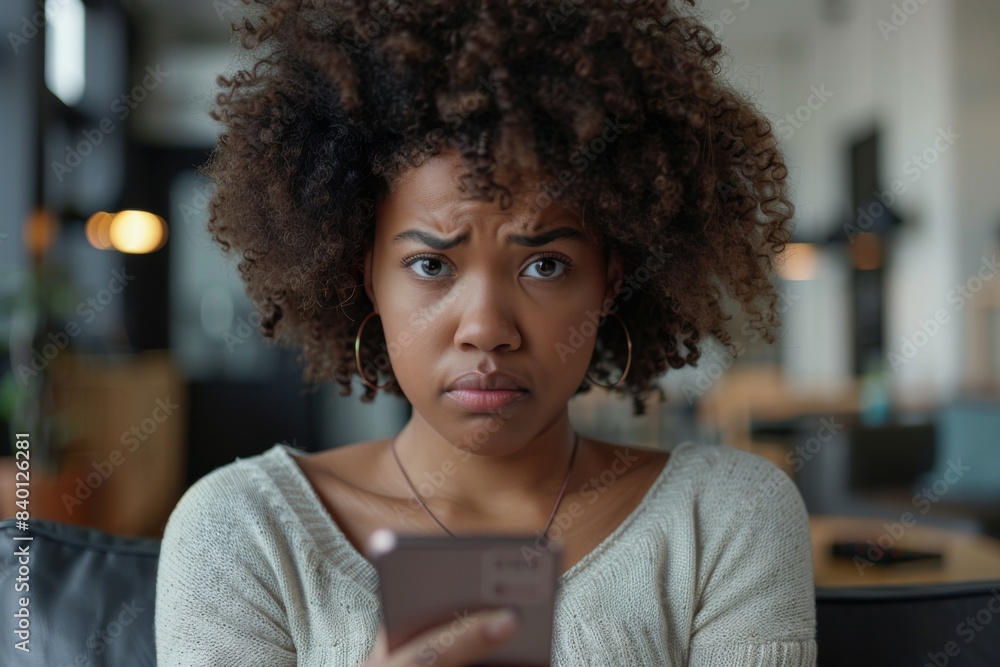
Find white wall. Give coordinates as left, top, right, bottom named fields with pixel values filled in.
left=715, top=0, right=972, bottom=402
left=955, top=0, right=1000, bottom=389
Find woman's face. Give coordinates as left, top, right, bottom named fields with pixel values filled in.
left=365, top=149, right=623, bottom=453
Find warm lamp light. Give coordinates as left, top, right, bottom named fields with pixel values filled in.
left=778, top=243, right=819, bottom=281
left=850, top=232, right=882, bottom=270
left=23, top=208, right=59, bottom=256
left=109, top=210, right=168, bottom=254
left=85, top=211, right=115, bottom=250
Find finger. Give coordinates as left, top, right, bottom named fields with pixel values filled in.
left=386, top=607, right=520, bottom=667
left=367, top=623, right=389, bottom=661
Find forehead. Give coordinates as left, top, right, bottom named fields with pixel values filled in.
left=377, top=152, right=581, bottom=235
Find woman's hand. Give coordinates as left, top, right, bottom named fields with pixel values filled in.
left=361, top=607, right=521, bottom=667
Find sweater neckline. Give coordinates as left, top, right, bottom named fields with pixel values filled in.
left=270, top=439, right=689, bottom=590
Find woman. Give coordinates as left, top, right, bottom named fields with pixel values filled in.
left=155, top=0, right=817, bottom=665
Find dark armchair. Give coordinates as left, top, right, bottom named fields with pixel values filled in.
left=2, top=518, right=999, bottom=666
left=816, top=581, right=1000, bottom=665
left=0, top=517, right=159, bottom=666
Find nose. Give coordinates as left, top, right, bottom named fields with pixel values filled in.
left=452, top=280, right=522, bottom=353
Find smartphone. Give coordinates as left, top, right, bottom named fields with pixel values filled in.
left=365, top=528, right=562, bottom=666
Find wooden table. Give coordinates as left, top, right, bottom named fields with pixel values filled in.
left=810, top=514, right=1000, bottom=586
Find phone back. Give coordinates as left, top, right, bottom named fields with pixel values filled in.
left=367, top=529, right=562, bottom=666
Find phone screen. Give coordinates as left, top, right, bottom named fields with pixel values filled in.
left=366, top=529, right=562, bottom=666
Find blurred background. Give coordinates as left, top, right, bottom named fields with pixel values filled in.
left=0, top=0, right=998, bottom=587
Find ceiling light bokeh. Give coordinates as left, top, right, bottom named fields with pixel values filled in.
left=109, top=210, right=168, bottom=254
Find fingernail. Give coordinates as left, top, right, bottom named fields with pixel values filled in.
left=483, top=608, right=519, bottom=640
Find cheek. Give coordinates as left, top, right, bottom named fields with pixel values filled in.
left=548, top=268, right=610, bottom=329
left=534, top=301, right=606, bottom=382
left=378, top=308, right=450, bottom=386
left=540, top=311, right=599, bottom=363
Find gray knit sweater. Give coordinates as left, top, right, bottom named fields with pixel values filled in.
left=154, top=440, right=817, bottom=666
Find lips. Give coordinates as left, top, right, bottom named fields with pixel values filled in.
left=444, top=372, right=530, bottom=412
left=445, top=372, right=528, bottom=392
left=445, top=389, right=529, bottom=412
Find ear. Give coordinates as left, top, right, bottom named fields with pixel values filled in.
left=602, top=247, right=625, bottom=312
left=363, top=242, right=378, bottom=314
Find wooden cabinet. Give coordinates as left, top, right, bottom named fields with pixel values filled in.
left=0, top=350, right=186, bottom=538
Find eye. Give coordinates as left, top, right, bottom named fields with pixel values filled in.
left=522, top=254, right=572, bottom=280
left=400, top=252, right=573, bottom=282
left=402, top=255, right=454, bottom=280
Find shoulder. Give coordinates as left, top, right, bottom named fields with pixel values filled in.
left=162, top=444, right=291, bottom=541
left=669, top=441, right=802, bottom=507
left=659, top=442, right=811, bottom=552
left=678, top=444, right=812, bottom=570
left=155, top=447, right=303, bottom=664
left=681, top=444, right=816, bottom=648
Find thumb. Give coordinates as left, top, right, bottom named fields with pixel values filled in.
left=391, top=607, right=521, bottom=667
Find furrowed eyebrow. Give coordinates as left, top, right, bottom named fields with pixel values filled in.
left=392, top=226, right=587, bottom=249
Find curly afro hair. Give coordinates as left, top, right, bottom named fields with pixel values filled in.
left=203, top=0, right=794, bottom=417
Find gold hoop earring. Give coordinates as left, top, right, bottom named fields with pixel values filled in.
left=585, top=311, right=632, bottom=389
left=355, top=311, right=393, bottom=391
